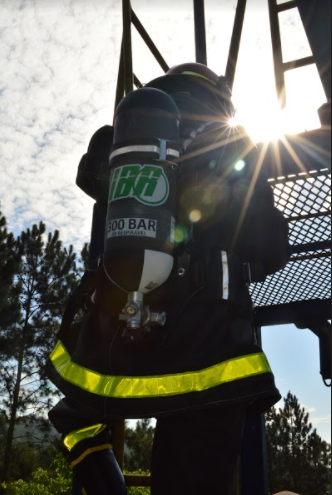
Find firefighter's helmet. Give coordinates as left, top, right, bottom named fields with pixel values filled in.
left=147, top=62, right=235, bottom=121
left=166, top=63, right=220, bottom=87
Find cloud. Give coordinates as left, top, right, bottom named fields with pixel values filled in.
left=0, top=0, right=324, bottom=252
left=311, top=415, right=331, bottom=426
left=278, top=8, right=313, bottom=63
left=0, top=0, right=232, bottom=250
left=0, top=0, right=122, bottom=248
left=0, top=0, right=201, bottom=248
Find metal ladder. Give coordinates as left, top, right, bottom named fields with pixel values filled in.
left=268, top=0, right=331, bottom=114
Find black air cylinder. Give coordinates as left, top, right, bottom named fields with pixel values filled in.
left=104, top=88, right=181, bottom=295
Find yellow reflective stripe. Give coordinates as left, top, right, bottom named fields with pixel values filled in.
left=64, top=424, right=107, bottom=452
left=70, top=444, right=112, bottom=469
left=51, top=341, right=272, bottom=399
left=181, top=71, right=217, bottom=86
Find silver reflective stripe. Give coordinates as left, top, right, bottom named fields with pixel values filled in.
left=167, top=149, right=180, bottom=157
left=221, top=251, right=229, bottom=301
left=110, top=145, right=180, bottom=161
left=159, top=140, right=167, bottom=160
left=110, top=145, right=160, bottom=160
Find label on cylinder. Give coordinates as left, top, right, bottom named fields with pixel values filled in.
left=107, top=218, right=158, bottom=239
left=109, top=164, right=169, bottom=207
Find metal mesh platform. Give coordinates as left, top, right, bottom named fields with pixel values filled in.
left=250, top=167, right=331, bottom=308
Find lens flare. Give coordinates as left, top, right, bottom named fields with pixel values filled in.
left=173, top=226, right=187, bottom=243
left=234, top=160, right=246, bottom=172
left=189, top=210, right=202, bottom=223
left=228, top=116, right=239, bottom=128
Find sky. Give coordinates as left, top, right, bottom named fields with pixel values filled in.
left=0, top=0, right=330, bottom=441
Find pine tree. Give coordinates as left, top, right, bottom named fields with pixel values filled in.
left=0, top=210, right=20, bottom=332
left=80, top=242, right=90, bottom=270
left=0, top=222, right=80, bottom=490
left=266, top=392, right=331, bottom=495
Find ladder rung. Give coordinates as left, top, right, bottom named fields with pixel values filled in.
left=283, top=55, right=315, bottom=72
left=277, top=1, right=297, bottom=13
left=124, top=475, right=151, bottom=487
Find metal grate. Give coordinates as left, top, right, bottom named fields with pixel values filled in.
left=272, top=170, right=331, bottom=219
left=251, top=251, right=331, bottom=307
left=289, top=215, right=331, bottom=246
left=250, top=168, right=331, bottom=307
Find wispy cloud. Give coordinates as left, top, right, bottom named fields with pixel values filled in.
left=278, top=8, right=313, bottom=63
left=311, top=414, right=331, bottom=426
left=0, top=0, right=324, bottom=249
left=0, top=0, right=122, bottom=248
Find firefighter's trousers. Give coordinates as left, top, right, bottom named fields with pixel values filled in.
left=151, top=405, right=247, bottom=495
left=50, top=398, right=246, bottom=495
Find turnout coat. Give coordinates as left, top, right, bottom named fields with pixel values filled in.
left=46, top=115, right=290, bottom=422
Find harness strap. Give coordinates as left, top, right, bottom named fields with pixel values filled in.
left=57, top=270, right=97, bottom=340
left=57, top=251, right=266, bottom=338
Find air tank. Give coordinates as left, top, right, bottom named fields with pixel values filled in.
left=103, top=88, right=181, bottom=333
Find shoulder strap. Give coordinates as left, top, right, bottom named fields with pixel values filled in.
left=57, top=270, right=97, bottom=339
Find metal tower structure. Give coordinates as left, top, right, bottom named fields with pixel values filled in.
left=84, top=0, right=331, bottom=493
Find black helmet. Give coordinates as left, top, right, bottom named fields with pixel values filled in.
left=146, top=62, right=235, bottom=123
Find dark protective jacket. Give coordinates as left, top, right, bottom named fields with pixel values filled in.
left=46, top=87, right=290, bottom=422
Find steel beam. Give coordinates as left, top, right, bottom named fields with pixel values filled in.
left=115, top=39, right=125, bottom=113
left=226, top=0, right=247, bottom=90
left=291, top=241, right=331, bottom=254
left=288, top=210, right=331, bottom=223
left=193, top=0, right=208, bottom=65
left=297, top=0, right=331, bottom=102
left=131, top=9, right=169, bottom=73
left=125, top=475, right=151, bottom=487
left=283, top=55, right=315, bottom=72
left=277, top=0, right=297, bottom=13
left=113, top=421, right=125, bottom=471
left=122, top=0, right=134, bottom=95
left=296, top=320, right=332, bottom=383
left=255, top=299, right=331, bottom=327
left=268, top=0, right=286, bottom=106
left=89, top=203, right=107, bottom=265
left=258, top=128, right=331, bottom=178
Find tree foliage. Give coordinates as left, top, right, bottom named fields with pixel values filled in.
left=80, top=242, right=90, bottom=271
left=1, top=212, right=330, bottom=495
left=0, top=210, right=20, bottom=333
left=2, top=455, right=151, bottom=495
left=125, top=420, right=155, bottom=473
left=266, top=392, right=331, bottom=495
left=0, top=222, right=81, bottom=487
left=1, top=454, right=72, bottom=495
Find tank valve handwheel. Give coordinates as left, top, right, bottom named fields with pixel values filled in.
left=120, top=292, right=167, bottom=341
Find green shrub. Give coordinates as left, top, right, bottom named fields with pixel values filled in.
left=1, top=454, right=72, bottom=495
left=124, top=470, right=151, bottom=495
left=2, top=456, right=151, bottom=495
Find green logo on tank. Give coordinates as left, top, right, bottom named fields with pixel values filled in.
left=109, top=165, right=169, bottom=206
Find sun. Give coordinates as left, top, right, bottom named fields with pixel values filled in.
left=234, top=96, right=325, bottom=145
left=235, top=104, right=284, bottom=143
left=232, top=66, right=327, bottom=144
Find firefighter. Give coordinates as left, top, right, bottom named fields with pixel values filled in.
left=47, top=63, right=290, bottom=495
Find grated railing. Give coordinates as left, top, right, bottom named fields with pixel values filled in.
left=250, top=168, right=331, bottom=307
